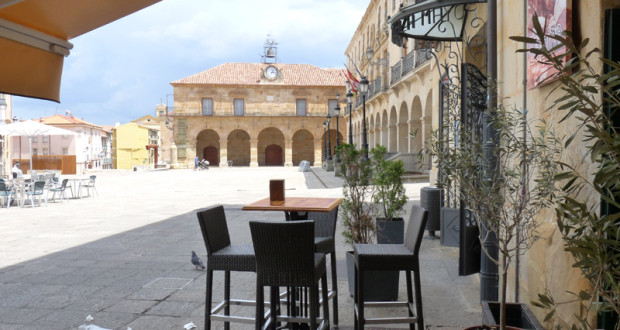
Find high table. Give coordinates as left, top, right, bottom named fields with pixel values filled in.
left=243, top=196, right=342, bottom=329
left=242, top=197, right=342, bottom=220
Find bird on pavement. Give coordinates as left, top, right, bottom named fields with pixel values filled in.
left=191, top=251, right=205, bottom=270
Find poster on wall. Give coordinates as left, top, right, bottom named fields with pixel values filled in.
left=527, top=0, right=572, bottom=89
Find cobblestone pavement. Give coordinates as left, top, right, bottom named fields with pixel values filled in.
left=0, top=167, right=481, bottom=329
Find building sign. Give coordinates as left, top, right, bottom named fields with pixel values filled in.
left=527, top=0, right=572, bottom=89
left=389, top=0, right=486, bottom=46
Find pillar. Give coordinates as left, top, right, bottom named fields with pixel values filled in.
left=219, top=140, right=228, bottom=167
left=313, top=138, right=322, bottom=166
left=284, top=139, right=293, bottom=167
left=250, top=139, right=258, bottom=167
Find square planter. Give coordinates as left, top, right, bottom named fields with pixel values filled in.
left=482, top=301, right=543, bottom=330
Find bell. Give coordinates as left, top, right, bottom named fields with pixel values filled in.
left=266, top=47, right=276, bottom=58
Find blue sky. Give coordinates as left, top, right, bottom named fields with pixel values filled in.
left=12, top=0, right=367, bottom=126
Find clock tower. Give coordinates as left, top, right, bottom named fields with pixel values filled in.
left=261, top=35, right=279, bottom=80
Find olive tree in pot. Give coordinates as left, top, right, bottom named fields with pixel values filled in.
left=510, top=15, right=620, bottom=329
left=426, top=104, right=561, bottom=330
left=368, top=145, right=408, bottom=301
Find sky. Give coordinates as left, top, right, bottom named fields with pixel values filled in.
left=12, top=0, right=368, bottom=126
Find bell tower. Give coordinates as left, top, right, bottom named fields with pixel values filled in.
left=261, top=35, right=278, bottom=64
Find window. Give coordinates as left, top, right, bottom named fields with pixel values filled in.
left=202, top=98, right=213, bottom=116
left=296, top=99, right=307, bottom=116
left=392, top=0, right=396, bottom=11
left=62, top=148, right=68, bottom=155
left=32, top=136, right=38, bottom=143
left=328, top=99, right=338, bottom=116
left=43, top=135, right=49, bottom=143
left=32, top=148, right=38, bottom=155
left=43, top=148, right=49, bottom=155
left=234, top=98, right=244, bottom=116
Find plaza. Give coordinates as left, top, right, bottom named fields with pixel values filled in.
left=0, top=167, right=480, bottom=329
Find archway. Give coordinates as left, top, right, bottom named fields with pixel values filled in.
left=292, top=129, right=314, bottom=166
left=258, top=127, right=285, bottom=166
left=227, top=129, right=250, bottom=166
left=196, top=129, right=219, bottom=165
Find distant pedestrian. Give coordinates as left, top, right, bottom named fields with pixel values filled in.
left=194, top=156, right=199, bottom=171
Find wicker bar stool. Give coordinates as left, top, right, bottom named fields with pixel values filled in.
left=197, top=205, right=258, bottom=330
left=308, top=206, right=339, bottom=327
left=250, top=220, right=330, bottom=330
left=353, top=205, right=428, bottom=330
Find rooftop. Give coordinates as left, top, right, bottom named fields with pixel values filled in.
left=171, top=63, right=347, bottom=87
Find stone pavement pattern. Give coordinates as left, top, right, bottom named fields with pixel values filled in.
left=0, top=167, right=481, bottom=329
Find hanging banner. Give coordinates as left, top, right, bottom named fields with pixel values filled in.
left=527, top=0, right=572, bottom=89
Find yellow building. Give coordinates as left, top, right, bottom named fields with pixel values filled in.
left=112, top=122, right=153, bottom=169
left=160, top=40, right=347, bottom=168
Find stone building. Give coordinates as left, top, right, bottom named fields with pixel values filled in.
left=345, top=0, right=434, bottom=173
left=351, top=0, right=620, bottom=328
left=161, top=55, right=347, bottom=168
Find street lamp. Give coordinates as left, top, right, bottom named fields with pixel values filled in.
left=326, top=113, right=332, bottom=161
left=346, top=89, right=354, bottom=145
left=322, top=121, right=327, bottom=162
left=334, top=94, right=340, bottom=162
left=360, top=76, right=369, bottom=161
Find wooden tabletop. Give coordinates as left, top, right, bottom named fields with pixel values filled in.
left=242, top=197, right=342, bottom=213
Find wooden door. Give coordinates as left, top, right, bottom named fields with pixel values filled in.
left=265, top=144, right=282, bottom=166
left=203, top=146, right=219, bottom=166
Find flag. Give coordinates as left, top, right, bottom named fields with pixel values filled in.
left=343, top=65, right=359, bottom=93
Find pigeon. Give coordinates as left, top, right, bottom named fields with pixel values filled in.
left=191, top=251, right=205, bottom=270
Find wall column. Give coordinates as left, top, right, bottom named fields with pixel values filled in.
left=284, top=139, right=293, bottom=167
left=313, top=138, right=323, bottom=166
left=250, top=139, right=258, bottom=167
left=219, top=139, right=228, bottom=167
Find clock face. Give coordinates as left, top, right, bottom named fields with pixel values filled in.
left=265, top=65, right=278, bottom=79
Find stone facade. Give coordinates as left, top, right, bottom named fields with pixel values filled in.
left=345, top=0, right=434, bottom=173
left=161, top=63, right=346, bottom=168
left=350, top=0, right=620, bottom=328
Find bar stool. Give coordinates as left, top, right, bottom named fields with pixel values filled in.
left=354, top=205, right=428, bottom=330
left=197, top=205, right=257, bottom=330
left=308, top=207, right=339, bottom=327
left=250, top=220, right=330, bottom=330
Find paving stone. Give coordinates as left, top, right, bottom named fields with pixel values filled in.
left=104, top=299, right=159, bottom=314
left=0, top=307, right=53, bottom=324
left=145, top=300, right=202, bottom=317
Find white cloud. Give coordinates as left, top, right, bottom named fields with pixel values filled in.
left=12, top=0, right=369, bottom=125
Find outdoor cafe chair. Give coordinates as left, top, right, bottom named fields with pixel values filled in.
left=0, top=181, right=14, bottom=208
left=308, top=207, right=340, bottom=327
left=250, top=220, right=330, bottom=330
left=197, top=205, right=257, bottom=330
left=353, top=205, right=428, bottom=330
left=49, top=178, right=70, bottom=202
left=79, top=175, right=98, bottom=197
left=25, top=180, right=47, bottom=208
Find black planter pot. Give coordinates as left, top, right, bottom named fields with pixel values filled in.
left=345, top=251, right=400, bottom=301
left=481, top=301, right=543, bottom=330
left=345, top=218, right=404, bottom=301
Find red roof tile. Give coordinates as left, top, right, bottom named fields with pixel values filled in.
left=171, top=63, right=347, bottom=87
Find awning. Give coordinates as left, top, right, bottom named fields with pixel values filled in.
left=388, top=0, right=486, bottom=46
left=0, top=0, right=161, bottom=102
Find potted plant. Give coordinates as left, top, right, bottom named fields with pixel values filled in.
left=365, top=145, right=409, bottom=301
left=370, top=144, right=408, bottom=244
left=511, top=15, right=620, bottom=329
left=427, top=102, right=561, bottom=329
left=337, top=143, right=395, bottom=300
